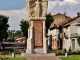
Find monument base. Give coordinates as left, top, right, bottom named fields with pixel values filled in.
left=33, top=48, right=47, bottom=53
left=26, top=49, right=33, bottom=54
left=26, top=48, right=47, bottom=54
left=21, top=53, right=56, bottom=57
left=44, top=49, right=47, bottom=53
left=21, top=49, right=47, bottom=56
left=21, top=48, right=47, bottom=56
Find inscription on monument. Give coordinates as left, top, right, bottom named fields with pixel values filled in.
left=34, top=21, right=43, bottom=48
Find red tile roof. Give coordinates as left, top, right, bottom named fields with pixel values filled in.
left=63, top=16, right=80, bottom=26
left=50, top=13, right=71, bottom=28
left=50, top=16, right=80, bottom=28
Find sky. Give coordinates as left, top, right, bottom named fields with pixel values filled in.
left=0, top=0, right=80, bottom=30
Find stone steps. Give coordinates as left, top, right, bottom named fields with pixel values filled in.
left=21, top=53, right=56, bottom=57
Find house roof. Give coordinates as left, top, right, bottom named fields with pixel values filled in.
left=15, top=37, right=26, bottom=41
left=52, top=13, right=71, bottom=19
left=52, top=13, right=63, bottom=16
left=50, top=15, right=80, bottom=28
left=50, top=13, right=71, bottom=28
left=50, top=22, right=55, bottom=28
left=63, top=16, right=80, bottom=27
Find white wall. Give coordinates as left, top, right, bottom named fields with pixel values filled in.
left=70, top=22, right=78, bottom=35
left=70, top=21, right=80, bottom=51
left=78, top=26, right=80, bottom=34
left=63, top=27, right=71, bottom=51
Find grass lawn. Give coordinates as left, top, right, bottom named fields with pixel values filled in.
left=60, top=55, right=80, bottom=60
left=0, top=54, right=27, bottom=60
left=0, top=54, right=21, bottom=57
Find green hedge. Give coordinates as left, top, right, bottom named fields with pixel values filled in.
left=77, top=38, right=80, bottom=46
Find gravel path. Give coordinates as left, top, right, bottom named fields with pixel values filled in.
left=26, top=56, right=61, bottom=60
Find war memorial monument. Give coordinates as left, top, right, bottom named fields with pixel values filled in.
left=22, top=0, right=48, bottom=55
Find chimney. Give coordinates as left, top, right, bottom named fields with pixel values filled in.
left=77, top=12, right=80, bottom=16
left=48, top=12, right=51, bottom=15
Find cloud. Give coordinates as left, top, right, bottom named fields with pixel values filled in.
left=0, top=0, right=80, bottom=30
left=48, top=0, right=60, bottom=11
left=48, top=0, right=80, bottom=17
left=0, top=8, right=28, bottom=30
left=48, top=0, right=80, bottom=10
left=59, top=0, right=80, bottom=8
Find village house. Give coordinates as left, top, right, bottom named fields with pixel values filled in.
left=63, top=13, right=80, bottom=51
left=48, top=13, right=71, bottom=50
left=15, top=37, right=27, bottom=43
left=48, top=13, right=80, bottom=51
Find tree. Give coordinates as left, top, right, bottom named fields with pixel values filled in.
left=20, top=19, right=29, bottom=38
left=45, top=13, right=54, bottom=33
left=4, top=38, right=15, bottom=42
left=0, top=14, right=9, bottom=42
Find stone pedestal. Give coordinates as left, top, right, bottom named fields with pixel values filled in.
left=44, top=39, right=48, bottom=53
left=26, top=18, right=47, bottom=54
left=26, top=26, right=33, bottom=54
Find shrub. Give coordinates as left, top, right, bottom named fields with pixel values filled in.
left=68, top=46, right=72, bottom=54
left=54, top=50, right=65, bottom=55
left=52, top=49, right=58, bottom=54
left=78, top=50, right=80, bottom=54
left=72, top=51, right=78, bottom=54
left=4, top=38, right=15, bottom=42
left=63, top=48, right=67, bottom=53
left=77, top=38, right=80, bottom=46
left=13, top=48, right=16, bottom=53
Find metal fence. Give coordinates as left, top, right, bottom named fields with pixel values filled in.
left=0, top=42, right=26, bottom=53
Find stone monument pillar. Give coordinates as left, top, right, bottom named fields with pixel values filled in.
left=26, top=0, right=48, bottom=54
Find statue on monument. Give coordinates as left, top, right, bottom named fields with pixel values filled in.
left=42, top=0, right=48, bottom=17
left=31, top=0, right=41, bottom=17
left=26, top=0, right=48, bottom=19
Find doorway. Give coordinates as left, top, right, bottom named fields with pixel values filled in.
left=72, top=39, right=75, bottom=50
